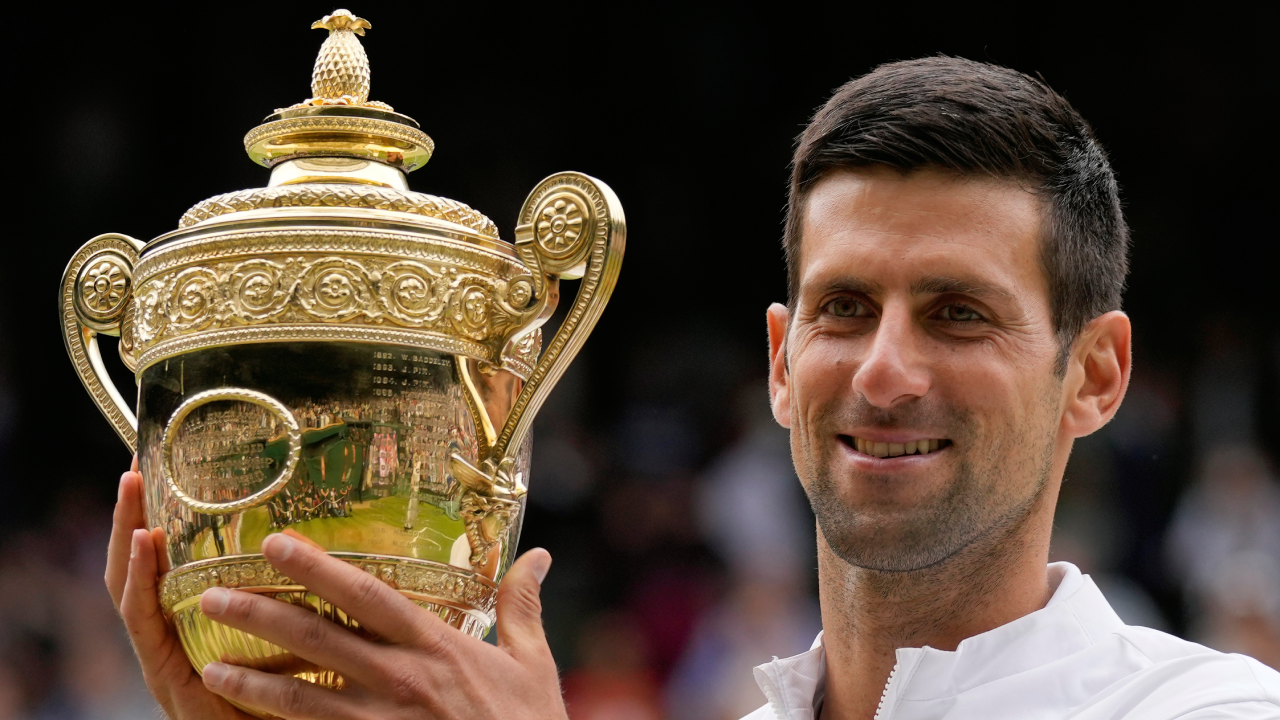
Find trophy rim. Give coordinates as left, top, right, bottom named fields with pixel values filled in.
left=160, top=552, right=500, bottom=622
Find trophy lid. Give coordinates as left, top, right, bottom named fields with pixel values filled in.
left=243, top=10, right=435, bottom=176
left=169, top=9, right=500, bottom=239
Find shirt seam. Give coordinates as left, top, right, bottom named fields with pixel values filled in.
left=1113, top=636, right=1275, bottom=706
left=1237, top=654, right=1278, bottom=702
left=1062, top=596, right=1106, bottom=646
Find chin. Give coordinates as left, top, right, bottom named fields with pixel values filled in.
left=820, top=516, right=973, bottom=573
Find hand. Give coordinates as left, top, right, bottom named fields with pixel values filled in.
left=198, top=533, right=567, bottom=720
left=105, top=456, right=255, bottom=719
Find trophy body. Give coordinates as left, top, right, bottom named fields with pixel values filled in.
left=59, top=10, right=623, bottom=714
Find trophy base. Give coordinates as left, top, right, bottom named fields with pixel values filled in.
left=161, top=553, right=498, bottom=718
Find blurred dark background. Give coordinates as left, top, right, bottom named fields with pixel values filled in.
left=2, top=3, right=1276, bottom=718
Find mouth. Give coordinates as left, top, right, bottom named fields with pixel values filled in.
left=838, top=435, right=952, bottom=458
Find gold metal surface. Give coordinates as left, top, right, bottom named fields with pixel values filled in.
left=161, top=388, right=304, bottom=515
left=178, top=183, right=498, bottom=236
left=244, top=110, right=434, bottom=172
left=61, top=232, right=145, bottom=450
left=298, top=10, right=383, bottom=110
left=59, top=9, right=624, bottom=715
left=129, top=223, right=539, bottom=374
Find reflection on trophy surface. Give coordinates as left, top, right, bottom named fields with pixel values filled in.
left=58, top=8, right=624, bottom=714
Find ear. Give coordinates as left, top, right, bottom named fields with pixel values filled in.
left=767, top=303, right=792, bottom=429
left=1061, top=310, right=1131, bottom=438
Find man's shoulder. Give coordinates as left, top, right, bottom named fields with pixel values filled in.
left=1077, top=624, right=1280, bottom=716
left=1113, top=624, right=1277, bottom=681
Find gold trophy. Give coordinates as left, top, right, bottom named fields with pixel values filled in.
left=58, top=9, right=623, bottom=713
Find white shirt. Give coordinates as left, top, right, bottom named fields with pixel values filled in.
left=743, top=563, right=1280, bottom=719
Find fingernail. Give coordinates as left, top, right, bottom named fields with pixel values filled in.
left=532, top=551, right=552, bottom=585
left=262, top=533, right=294, bottom=562
left=203, top=587, right=229, bottom=614
left=203, top=662, right=227, bottom=688
left=129, top=530, right=144, bottom=559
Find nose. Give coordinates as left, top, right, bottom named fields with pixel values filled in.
left=851, top=303, right=930, bottom=408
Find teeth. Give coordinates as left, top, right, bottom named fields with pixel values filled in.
left=851, top=437, right=945, bottom=457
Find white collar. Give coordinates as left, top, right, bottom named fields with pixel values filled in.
left=752, top=562, right=1123, bottom=718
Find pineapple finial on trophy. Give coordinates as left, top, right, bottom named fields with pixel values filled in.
left=293, top=9, right=393, bottom=111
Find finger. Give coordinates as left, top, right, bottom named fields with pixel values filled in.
left=202, top=661, right=367, bottom=720
left=150, top=527, right=172, bottom=574
left=496, top=548, right=552, bottom=660
left=121, top=529, right=197, bottom=688
left=131, top=453, right=139, bottom=472
left=260, top=533, right=433, bottom=645
left=107, top=467, right=147, bottom=610
left=200, top=587, right=385, bottom=688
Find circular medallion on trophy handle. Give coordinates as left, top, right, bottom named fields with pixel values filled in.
left=532, top=188, right=596, bottom=265
left=162, top=388, right=303, bottom=515
left=75, top=252, right=133, bottom=329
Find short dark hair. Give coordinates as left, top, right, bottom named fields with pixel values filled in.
left=785, top=56, right=1128, bottom=371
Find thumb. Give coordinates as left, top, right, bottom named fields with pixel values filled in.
left=495, top=548, right=552, bottom=657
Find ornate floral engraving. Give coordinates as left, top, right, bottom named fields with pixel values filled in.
left=133, top=244, right=539, bottom=375
left=179, top=185, right=497, bottom=238
left=496, top=173, right=623, bottom=459
left=459, top=493, right=521, bottom=567
left=226, top=259, right=293, bottom=320
left=118, top=298, right=139, bottom=372
left=62, top=234, right=144, bottom=450
left=298, top=258, right=378, bottom=321
left=165, top=267, right=224, bottom=334
left=536, top=196, right=584, bottom=254
left=80, top=258, right=131, bottom=317
left=502, top=327, right=542, bottom=377
left=379, top=261, right=448, bottom=321
left=160, top=554, right=498, bottom=622
left=243, top=116, right=435, bottom=168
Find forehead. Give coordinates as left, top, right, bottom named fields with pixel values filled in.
left=798, top=168, right=1048, bottom=299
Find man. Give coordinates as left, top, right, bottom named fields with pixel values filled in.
left=105, top=57, right=1280, bottom=719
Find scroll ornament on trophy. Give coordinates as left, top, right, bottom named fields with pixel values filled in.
left=59, top=9, right=624, bottom=716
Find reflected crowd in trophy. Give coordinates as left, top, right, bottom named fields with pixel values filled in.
left=2, top=321, right=1275, bottom=719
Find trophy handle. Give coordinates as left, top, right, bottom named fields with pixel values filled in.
left=60, top=233, right=145, bottom=451
left=492, top=172, right=626, bottom=462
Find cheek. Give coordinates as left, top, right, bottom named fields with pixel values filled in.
left=790, top=338, right=857, bottom=411
left=930, top=348, right=1044, bottom=432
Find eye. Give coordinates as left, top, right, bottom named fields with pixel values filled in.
left=937, top=304, right=983, bottom=323
left=826, top=297, right=869, bottom=318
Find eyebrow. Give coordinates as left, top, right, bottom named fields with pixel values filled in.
left=911, top=275, right=1013, bottom=299
left=812, top=275, right=1012, bottom=300
left=819, top=278, right=884, bottom=296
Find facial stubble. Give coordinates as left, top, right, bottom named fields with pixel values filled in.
left=800, top=391, right=1058, bottom=574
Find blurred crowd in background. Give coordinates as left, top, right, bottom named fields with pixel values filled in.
left=2, top=3, right=1274, bottom=719
left=1, top=317, right=1277, bottom=720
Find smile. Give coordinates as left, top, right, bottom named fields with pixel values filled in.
left=839, top=436, right=951, bottom=458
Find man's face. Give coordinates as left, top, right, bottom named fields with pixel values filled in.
left=771, top=167, right=1066, bottom=572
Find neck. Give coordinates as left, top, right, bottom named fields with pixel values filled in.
left=816, top=482, right=1060, bottom=720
